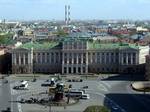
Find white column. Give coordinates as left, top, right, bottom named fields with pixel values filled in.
left=125, top=53, right=128, bottom=65
left=45, top=53, right=47, bottom=63
left=76, top=66, right=78, bottom=74
left=12, top=53, right=16, bottom=65
left=28, top=53, right=30, bottom=64
left=104, top=53, right=107, bottom=64
left=67, top=66, right=69, bottom=74
left=62, top=53, right=64, bottom=64
left=95, top=53, right=97, bottom=63
left=40, top=53, right=42, bottom=63
left=54, top=53, right=56, bottom=64
left=71, top=66, right=73, bottom=74
left=99, top=53, right=101, bottom=64
left=122, top=53, right=124, bottom=65
left=62, top=66, right=64, bottom=74
left=109, top=53, right=111, bottom=63
left=90, top=53, right=92, bottom=63
left=72, top=53, right=74, bottom=64
left=81, top=53, right=83, bottom=64
left=131, top=53, right=133, bottom=65
left=36, top=53, right=38, bottom=63
left=49, top=53, right=51, bottom=64
left=85, top=66, right=88, bottom=74
left=77, top=53, right=78, bottom=64
left=23, top=54, right=25, bottom=65
left=19, top=53, right=21, bottom=65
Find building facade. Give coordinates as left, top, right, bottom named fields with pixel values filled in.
left=11, top=38, right=149, bottom=74
left=145, top=55, right=150, bottom=80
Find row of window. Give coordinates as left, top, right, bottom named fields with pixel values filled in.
left=64, top=58, right=86, bottom=64
left=63, top=67, right=86, bottom=73
left=34, top=53, right=61, bottom=64
left=89, top=67, right=119, bottom=72
left=63, top=42, right=87, bottom=49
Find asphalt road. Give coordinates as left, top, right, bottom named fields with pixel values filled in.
left=0, top=80, right=11, bottom=111
left=105, top=81, right=150, bottom=112
left=1, top=74, right=150, bottom=112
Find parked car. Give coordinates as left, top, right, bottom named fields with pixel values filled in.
left=67, top=79, right=83, bottom=82
left=82, top=86, right=88, bottom=89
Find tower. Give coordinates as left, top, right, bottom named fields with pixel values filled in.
left=68, top=5, right=71, bottom=24
left=65, top=5, right=68, bottom=25
left=65, top=5, right=71, bottom=25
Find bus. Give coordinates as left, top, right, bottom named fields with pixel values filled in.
left=65, top=90, right=84, bottom=98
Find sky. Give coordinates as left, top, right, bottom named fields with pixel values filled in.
left=0, top=0, right=150, bottom=20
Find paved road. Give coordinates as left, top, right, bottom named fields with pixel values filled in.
left=0, top=80, right=11, bottom=111
left=3, top=75, right=150, bottom=112
left=105, top=81, right=150, bottom=112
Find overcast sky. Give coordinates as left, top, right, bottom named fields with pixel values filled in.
left=0, top=0, right=150, bottom=20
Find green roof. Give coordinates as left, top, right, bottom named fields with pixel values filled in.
left=88, top=42, right=139, bottom=50
left=19, top=42, right=59, bottom=50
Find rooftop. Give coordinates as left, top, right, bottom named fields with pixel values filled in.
left=88, top=42, right=139, bottom=50
left=19, top=41, right=60, bottom=50
left=18, top=38, right=141, bottom=50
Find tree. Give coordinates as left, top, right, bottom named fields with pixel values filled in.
left=83, top=105, right=110, bottom=112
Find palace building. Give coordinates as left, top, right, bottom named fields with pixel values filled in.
left=11, top=38, right=149, bottom=74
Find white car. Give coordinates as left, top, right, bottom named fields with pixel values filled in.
left=81, top=94, right=90, bottom=99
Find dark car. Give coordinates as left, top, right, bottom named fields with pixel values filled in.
left=82, top=86, right=88, bottom=89
left=13, top=86, right=20, bottom=90
left=41, top=83, right=52, bottom=87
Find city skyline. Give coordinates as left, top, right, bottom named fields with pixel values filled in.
left=0, top=0, right=150, bottom=20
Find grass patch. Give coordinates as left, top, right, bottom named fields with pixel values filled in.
left=83, top=105, right=110, bottom=112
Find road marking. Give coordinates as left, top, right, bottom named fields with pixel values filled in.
left=100, top=81, right=111, bottom=88
left=17, top=96, right=22, bottom=112
left=10, top=83, right=13, bottom=112
left=96, top=82, right=108, bottom=92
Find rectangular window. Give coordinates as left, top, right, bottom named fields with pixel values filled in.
left=123, top=57, right=126, bottom=64
left=21, top=57, right=23, bottom=64
left=74, top=58, right=76, bottom=64
left=83, top=58, right=86, bottom=64
left=78, top=58, right=81, bottom=64
left=69, top=58, right=72, bottom=64
left=78, top=67, right=81, bottom=73
left=83, top=67, right=86, bottom=73
left=73, top=67, right=76, bottom=73
left=64, top=67, right=67, bottom=73
left=64, top=58, right=67, bottom=64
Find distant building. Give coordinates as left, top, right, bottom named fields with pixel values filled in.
left=11, top=38, right=149, bottom=74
